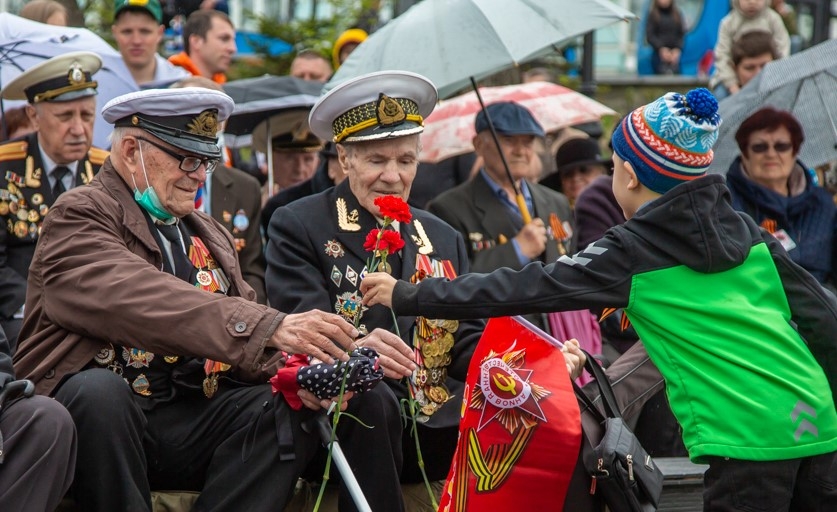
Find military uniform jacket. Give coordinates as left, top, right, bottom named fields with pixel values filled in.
left=210, top=164, right=266, bottom=304
left=0, top=132, right=107, bottom=318
left=427, top=173, right=573, bottom=273
left=13, top=160, right=285, bottom=396
left=265, top=180, right=483, bottom=429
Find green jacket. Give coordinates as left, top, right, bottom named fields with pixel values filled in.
left=394, top=175, right=837, bottom=462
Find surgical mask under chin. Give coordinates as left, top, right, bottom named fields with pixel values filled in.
left=133, top=143, right=174, bottom=221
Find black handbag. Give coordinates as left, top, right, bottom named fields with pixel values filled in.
left=574, top=352, right=664, bottom=512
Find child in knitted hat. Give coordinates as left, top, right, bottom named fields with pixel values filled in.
left=361, top=88, right=837, bottom=510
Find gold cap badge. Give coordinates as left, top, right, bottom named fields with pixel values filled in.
left=376, top=93, right=407, bottom=127
left=186, top=109, right=219, bottom=137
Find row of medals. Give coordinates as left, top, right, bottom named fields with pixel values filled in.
left=413, top=317, right=458, bottom=417
left=1, top=183, right=48, bottom=238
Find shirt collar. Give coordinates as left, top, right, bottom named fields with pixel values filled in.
left=479, top=168, right=532, bottom=203
left=39, top=146, right=79, bottom=177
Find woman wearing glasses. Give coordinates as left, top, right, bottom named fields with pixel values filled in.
left=727, top=106, right=837, bottom=288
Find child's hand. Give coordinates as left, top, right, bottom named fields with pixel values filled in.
left=561, top=338, right=587, bottom=380
left=360, top=272, right=398, bottom=308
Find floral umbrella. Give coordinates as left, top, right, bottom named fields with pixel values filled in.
left=419, top=81, right=617, bottom=164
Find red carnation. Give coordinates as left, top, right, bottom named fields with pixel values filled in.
left=364, top=228, right=404, bottom=254
left=374, top=195, right=412, bottom=223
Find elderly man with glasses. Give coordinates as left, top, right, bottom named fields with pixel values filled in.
left=12, top=87, right=360, bottom=512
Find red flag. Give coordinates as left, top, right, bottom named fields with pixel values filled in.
left=438, top=316, right=582, bottom=512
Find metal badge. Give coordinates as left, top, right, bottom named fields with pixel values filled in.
left=324, top=239, right=345, bottom=258
left=196, top=270, right=213, bottom=287
left=411, top=219, right=434, bottom=255
left=336, top=198, right=360, bottom=231
left=330, top=265, right=343, bottom=287
left=233, top=209, right=249, bottom=232
left=123, top=347, right=154, bottom=368
left=24, top=157, right=41, bottom=188
left=345, top=265, right=359, bottom=287
left=131, top=374, right=152, bottom=396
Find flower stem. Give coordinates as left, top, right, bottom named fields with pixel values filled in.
left=408, top=385, right=439, bottom=509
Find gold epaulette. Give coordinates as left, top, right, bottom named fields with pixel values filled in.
left=87, top=146, right=109, bottom=166
left=0, top=140, right=28, bottom=162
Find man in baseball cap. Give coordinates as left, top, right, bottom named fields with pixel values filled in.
left=113, top=0, right=188, bottom=87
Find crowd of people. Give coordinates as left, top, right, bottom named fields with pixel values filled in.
left=644, top=0, right=793, bottom=86
left=0, top=1, right=836, bottom=511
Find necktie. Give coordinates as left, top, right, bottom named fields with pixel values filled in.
left=156, top=223, right=192, bottom=282
left=52, top=166, right=71, bottom=198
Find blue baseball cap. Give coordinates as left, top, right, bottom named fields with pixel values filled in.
left=474, top=101, right=545, bottom=137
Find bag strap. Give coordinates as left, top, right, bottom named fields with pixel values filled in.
left=573, top=349, right=624, bottom=421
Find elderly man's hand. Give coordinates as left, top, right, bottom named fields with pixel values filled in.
left=359, top=272, right=398, bottom=308
left=515, top=218, right=547, bottom=259
left=562, top=338, right=587, bottom=380
left=352, top=328, right=416, bottom=379
left=297, top=389, right=355, bottom=411
left=271, top=310, right=358, bottom=364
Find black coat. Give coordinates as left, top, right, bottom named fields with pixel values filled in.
left=264, top=180, right=483, bottom=429
left=427, top=173, right=573, bottom=273
left=0, top=132, right=106, bottom=319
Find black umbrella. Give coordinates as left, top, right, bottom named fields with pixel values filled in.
left=222, top=75, right=324, bottom=148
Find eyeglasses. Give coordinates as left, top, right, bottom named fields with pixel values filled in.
left=137, top=137, right=219, bottom=174
left=749, top=141, right=793, bottom=154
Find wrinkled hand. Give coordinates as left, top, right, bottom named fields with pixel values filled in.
left=353, top=328, right=417, bottom=379
left=360, top=272, right=398, bottom=309
left=562, top=338, right=587, bottom=380
left=271, top=310, right=358, bottom=364
left=514, top=218, right=547, bottom=259
left=297, top=389, right=355, bottom=412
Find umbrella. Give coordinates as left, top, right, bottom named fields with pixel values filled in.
left=223, top=75, right=324, bottom=197
left=325, top=0, right=636, bottom=100
left=419, top=81, right=617, bottom=163
left=0, top=13, right=139, bottom=149
left=222, top=75, right=323, bottom=148
left=711, top=39, right=837, bottom=174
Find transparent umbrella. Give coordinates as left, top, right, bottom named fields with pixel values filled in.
left=326, top=0, right=636, bottom=99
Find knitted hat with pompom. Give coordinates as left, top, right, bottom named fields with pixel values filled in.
left=611, top=88, right=721, bottom=194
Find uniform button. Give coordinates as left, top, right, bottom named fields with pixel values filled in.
left=234, top=321, right=247, bottom=333
left=45, top=369, right=55, bottom=379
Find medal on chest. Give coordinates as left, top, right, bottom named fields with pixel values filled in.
left=188, top=236, right=230, bottom=294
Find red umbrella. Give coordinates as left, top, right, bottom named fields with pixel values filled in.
left=419, top=81, right=616, bottom=164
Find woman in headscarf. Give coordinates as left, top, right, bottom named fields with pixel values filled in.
left=726, top=106, right=837, bottom=288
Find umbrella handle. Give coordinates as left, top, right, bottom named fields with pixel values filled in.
left=515, top=193, right=532, bottom=224
left=469, top=77, right=532, bottom=224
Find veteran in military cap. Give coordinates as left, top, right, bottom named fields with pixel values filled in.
left=13, top=87, right=360, bottom=512
left=264, top=70, right=484, bottom=511
left=0, top=51, right=108, bottom=351
left=253, top=108, right=324, bottom=197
